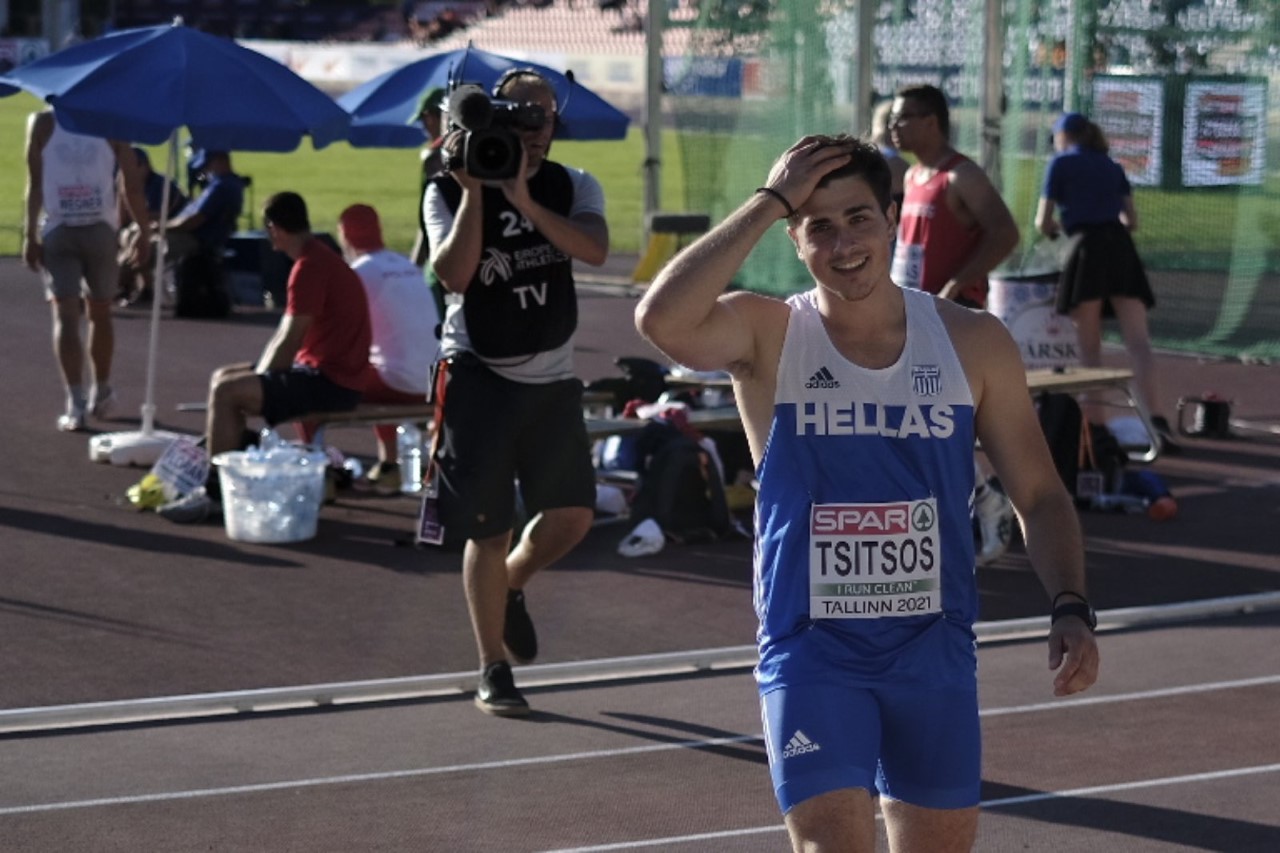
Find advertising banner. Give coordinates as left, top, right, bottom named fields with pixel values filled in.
left=1092, top=76, right=1164, bottom=186
left=1181, top=80, right=1267, bottom=187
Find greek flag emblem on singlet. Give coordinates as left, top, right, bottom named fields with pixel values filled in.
left=912, top=365, right=942, bottom=397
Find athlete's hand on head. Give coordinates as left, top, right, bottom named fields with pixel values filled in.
left=1048, top=621, right=1100, bottom=696
left=761, top=135, right=855, bottom=218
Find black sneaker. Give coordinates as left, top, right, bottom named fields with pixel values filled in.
left=474, top=661, right=529, bottom=717
left=1151, top=416, right=1182, bottom=455
left=504, top=589, right=538, bottom=664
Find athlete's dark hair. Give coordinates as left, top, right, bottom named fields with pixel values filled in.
left=263, top=191, right=310, bottom=234
left=805, top=134, right=893, bottom=216
left=895, top=83, right=951, bottom=140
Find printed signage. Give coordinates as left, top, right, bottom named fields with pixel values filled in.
left=1092, top=77, right=1164, bottom=186
left=1181, top=81, right=1267, bottom=187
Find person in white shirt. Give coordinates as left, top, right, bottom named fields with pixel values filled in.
left=23, top=109, right=152, bottom=431
left=336, top=203, right=441, bottom=489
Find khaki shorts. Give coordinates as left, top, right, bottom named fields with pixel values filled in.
left=42, top=222, right=120, bottom=303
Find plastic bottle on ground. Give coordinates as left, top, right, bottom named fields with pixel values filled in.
left=396, top=423, right=423, bottom=495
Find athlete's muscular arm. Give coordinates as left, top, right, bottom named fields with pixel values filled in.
left=946, top=306, right=1100, bottom=696
left=636, top=136, right=848, bottom=375
left=255, top=312, right=311, bottom=373
left=22, top=111, right=52, bottom=272
left=502, top=150, right=608, bottom=267
left=111, top=139, right=153, bottom=270
left=938, top=162, right=1020, bottom=301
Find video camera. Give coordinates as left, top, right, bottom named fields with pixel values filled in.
left=442, top=83, right=546, bottom=181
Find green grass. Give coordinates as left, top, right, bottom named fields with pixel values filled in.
left=0, top=91, right=685, bottom=257
left=3, top=90, right=1276, bottom=269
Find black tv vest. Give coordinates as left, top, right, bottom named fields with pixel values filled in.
left=434, top=162, right=577, bottom=359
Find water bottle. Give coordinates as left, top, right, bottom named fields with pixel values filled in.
left=396, top=423, right=423, bottom=495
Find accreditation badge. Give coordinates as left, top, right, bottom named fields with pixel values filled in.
left=809, top=498, right=942, bottom=619
left=416, top=468, right=445, bottom=546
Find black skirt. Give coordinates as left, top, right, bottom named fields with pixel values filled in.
left=1055, top=221, right=1154, bottom=318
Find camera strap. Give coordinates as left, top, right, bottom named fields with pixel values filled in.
left=416, top=359, right=450, bottom=546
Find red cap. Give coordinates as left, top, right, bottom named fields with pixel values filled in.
left=338, top=204, right=384, bottom=252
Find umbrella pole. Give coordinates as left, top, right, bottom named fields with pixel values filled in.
left=140, top=131, right=177, bottom=435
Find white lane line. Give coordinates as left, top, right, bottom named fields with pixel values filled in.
left=980, top=674, right=1280, bottom=716
left=0, top=736, right=760, bottom=816
left=1, top=675, right=1276, bottom=817
left=541, top=764, right=1280, bottom=853
left=981, top=763, right=1280, bottom=807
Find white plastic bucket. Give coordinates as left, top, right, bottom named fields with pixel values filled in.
left=988, top=271, right=1080, bottom=369
left=213, top=448, right=328, bottom=543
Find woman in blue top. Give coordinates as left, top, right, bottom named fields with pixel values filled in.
left=1035, top=112, right=1177, bottom=449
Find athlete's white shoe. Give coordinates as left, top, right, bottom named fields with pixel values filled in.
left=974, top=478, right=1015, bottom=566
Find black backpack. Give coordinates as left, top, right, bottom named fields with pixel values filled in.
left=1036, top=392, right=1127, bottom=505
left=1036, top=392, right=1082, bottom=492
left=628, top=428, right=732, bottom=544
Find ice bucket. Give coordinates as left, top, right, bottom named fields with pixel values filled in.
left=988, top=269, right=1080, bottom=370
left=213, top=447, right=328, bottom=543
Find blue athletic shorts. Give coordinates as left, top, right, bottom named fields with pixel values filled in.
left=760, top=680, right=981, bottom=813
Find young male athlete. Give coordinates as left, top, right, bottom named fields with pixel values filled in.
left=635, top=134, right=1099, bottom=852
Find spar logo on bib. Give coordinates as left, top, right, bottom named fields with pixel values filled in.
left=813, top=502, right=912, bottom=535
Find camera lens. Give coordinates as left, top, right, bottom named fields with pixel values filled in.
left=466, top=128, right=521, bottom=180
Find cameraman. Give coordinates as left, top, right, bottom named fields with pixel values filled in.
left=424, top=69, right=609, bottom=716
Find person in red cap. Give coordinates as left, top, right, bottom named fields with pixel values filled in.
left=337, top=203, right=441, bottom=490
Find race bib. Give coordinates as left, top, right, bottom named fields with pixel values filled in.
left=890, top=243, right=923, bottom=290
left=56, top=184, right=107, bottom=226
left=809, top=498, right=942, bottom=619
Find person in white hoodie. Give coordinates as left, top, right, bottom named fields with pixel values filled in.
left=336, top=203, right=441, bottom=490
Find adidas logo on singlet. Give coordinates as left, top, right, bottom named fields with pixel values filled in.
left=805, top=366, right=840, bottom=389
left=782, top=730, right=822, bottom=759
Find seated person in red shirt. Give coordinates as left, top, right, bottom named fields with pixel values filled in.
left=202, top=191, right=372, bottom=496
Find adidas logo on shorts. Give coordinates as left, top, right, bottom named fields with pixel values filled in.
left=782, top=730, right=821, bottom=759
left=805, top=366, right=840, bottom=389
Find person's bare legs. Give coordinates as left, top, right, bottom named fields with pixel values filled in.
left=507, top=505, right=594, bottom=591
left=783, top=788, right=878, bottom=852
left=1069, top=299, right=1106, bottom=424
left=205, top=363, right=262, bottom=456
left=464, top=530, right=517, bottom=665
left=51, top=296, right=85, bottom=401
left=84, top=297, right=114, bottom=390
left=463, top=506, right=592, bottom=666
left=1110, top=296, right=1161, bottom=418
left=881, top=799, right=979, bottom=853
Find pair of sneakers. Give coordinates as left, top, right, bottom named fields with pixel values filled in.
left=56, top=388, right=117, bottom=432
left=474, top=589, right=539, bottom=716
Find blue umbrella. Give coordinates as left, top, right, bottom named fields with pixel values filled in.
left=0, top=21, right=349, bottom=151
left=338, top=44, right=629, bottom=148
left=0, top=21, right=351, bottom=465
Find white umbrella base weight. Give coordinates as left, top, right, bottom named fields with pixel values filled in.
left=89, top=429, right=186, bottom=467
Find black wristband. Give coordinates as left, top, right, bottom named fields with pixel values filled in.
left=1051, top=601, right=1097, bottom=632
left=1052, top=590, right=1088, bottom=609
left=755, top=186, right=795, bottom=219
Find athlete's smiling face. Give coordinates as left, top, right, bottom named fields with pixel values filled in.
left=789, top=174, right=897, bottom=302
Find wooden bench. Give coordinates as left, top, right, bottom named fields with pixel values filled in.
left=302, top=402, right=436, bottom=449
left=300, top=401, right=650, bottom=448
